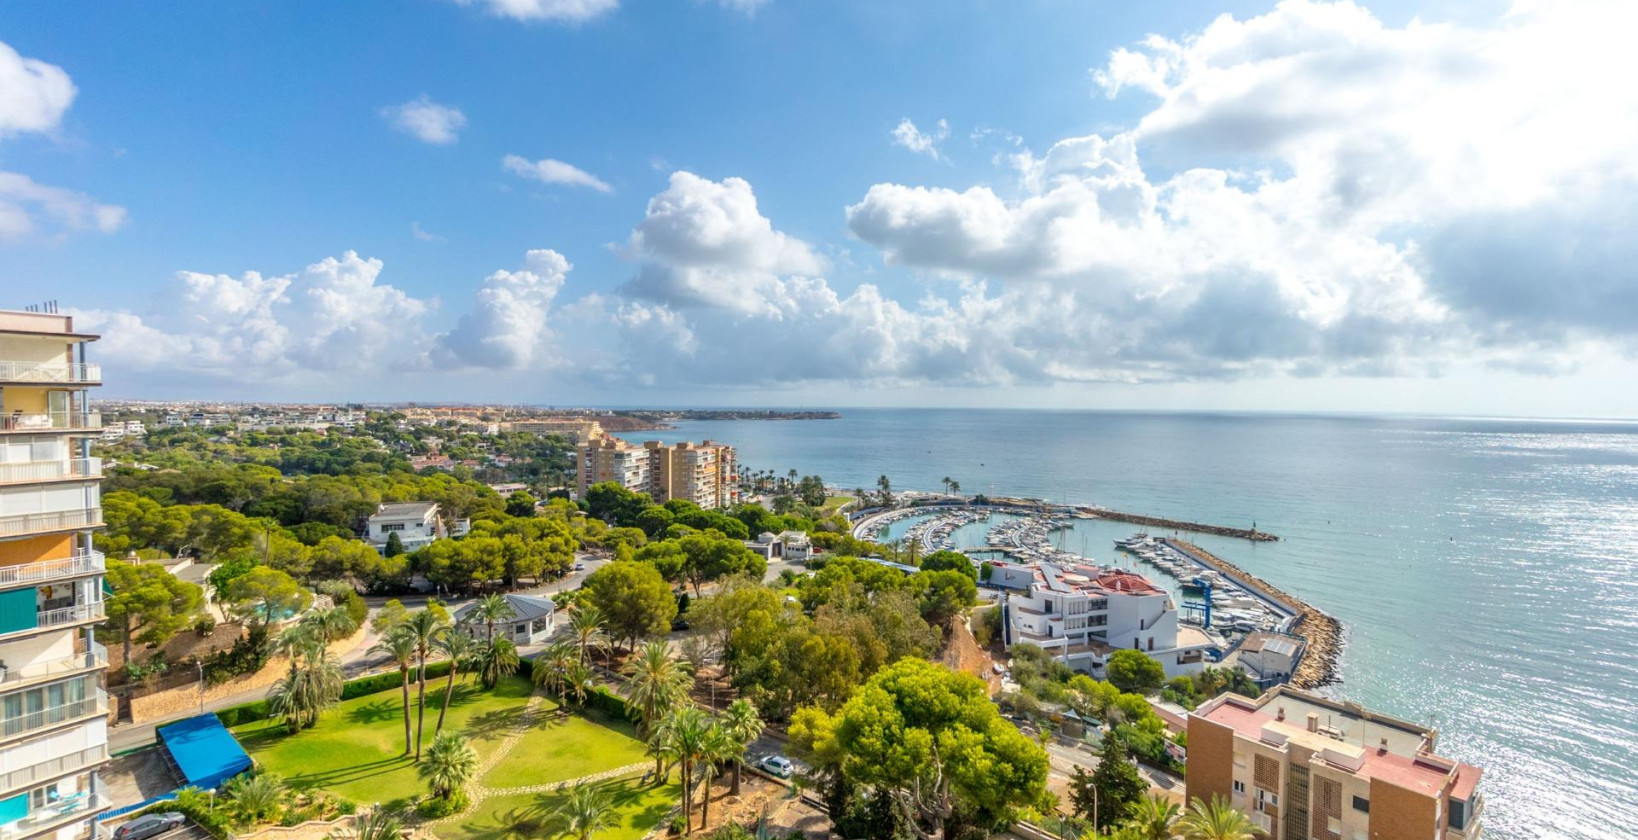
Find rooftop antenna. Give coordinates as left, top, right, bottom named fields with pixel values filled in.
left=22, top=300, right=59, bottom=314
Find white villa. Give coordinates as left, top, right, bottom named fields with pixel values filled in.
left=365, top=502, right=468, bottom=553
left=995, top=560, right=1217, bottom=679
left=454, top=594, right=556, bottom=646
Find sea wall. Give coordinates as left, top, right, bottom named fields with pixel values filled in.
left=1167, top=540, right=1341, bottom=688
left=1083, top=507, right=1279, bottom=542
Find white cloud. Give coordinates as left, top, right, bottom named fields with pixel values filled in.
left=0, top=172, right=127, bottom=242
left=434, top=250, right=572, bottom=369
left=447, top=0, right=619, bottom=23
left=711, top=0, right=770, bottom=14
left=411, top=221, right=444, bottom=243
left=0, top=40, right=75, bottom=138
left=502, top=155, right=613, bottom=193
left=890, top=117, right=950, bottom=161
left=381, top=96, right=467, bottom=145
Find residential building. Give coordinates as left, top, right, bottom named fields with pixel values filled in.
left=578, top=438, right=651, bottom=497
left=1235, top=632, right=1306, bottom=689
left=95, top=422, right=143, bottom=443
left=998, top=560, right=1215, bottom=678
left=643, top=440, right=738, bottom=509
left=453, top=594, right=555, bottom=646
left=1187, top=686, right=1483, bottom=840
left=745, top=530, right=814, bottom=562
left=507, top=418, right=604, bottom=444
left=0, top=307, right=112, bottom=840
left=364, top=502, right=465, bottom=553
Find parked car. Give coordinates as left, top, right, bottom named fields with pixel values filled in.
left=759, top=755, right=795, bottom=778
left=115, top=813, right=186, bottom=840
left=573, top=562, right=586, bottom=571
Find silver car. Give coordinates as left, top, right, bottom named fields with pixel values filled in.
left=114, top=813, right=186, bottom=840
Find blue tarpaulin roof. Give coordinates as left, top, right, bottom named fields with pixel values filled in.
left=157, top=714, right=252, bottom=790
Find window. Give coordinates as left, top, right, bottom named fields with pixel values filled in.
left=381, top=523, right=405, bottom=532
left=1233, top=780, right=1246, bottom=794
left=1352, top=795, right=1369, bottom=813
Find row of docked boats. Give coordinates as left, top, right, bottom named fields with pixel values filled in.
left=984, top=514, right=1082, bottom=563
left=1114, top=533, right=1285, bottom=635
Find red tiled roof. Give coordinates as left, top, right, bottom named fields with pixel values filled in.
left=1096, top=570, right=1165, bottom=595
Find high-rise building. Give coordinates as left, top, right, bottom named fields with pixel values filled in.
left=0, top=307, right=111, bottom=840
left=577, top=437, right=738, bottom=509
left=1187, top=686, right=1483, bottom=840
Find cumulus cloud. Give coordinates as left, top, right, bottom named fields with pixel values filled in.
left=381, top=96, right=467, bottom=145
left=446, top=0, right=619, bottom=23
left=77, top=252, right=435, bottom=382
left=0, top=171, right=127, bottom=242
left=502, top=155, right=613, bottom=193
left=434, top=250, right=572, bottom=369
left=890, top=118, right=949, bottom=161
left=0, top=40, right=75, bottom=138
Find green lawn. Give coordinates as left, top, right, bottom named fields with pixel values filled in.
left=481, top=705, right=648, bottom=786
left=820, top=495, right=854, bottom=514
left=438, top=776, right=678, bottom=840
left=232, top=676, right=533, bottom=808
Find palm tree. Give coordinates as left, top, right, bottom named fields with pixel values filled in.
left=948, top=479, right=960, bottom=496
left=941, top=476, right=952, bottom=495
left=404, top=608, right=446, bottom=761
left=697, top=724, right=737, bottom=832
left=1124, top=794, right=1181, bottom=840
left=473, top=593, right=515, bottom=643
left=475, top=637, right=520, bottom=689
left=370, top=625, right=418, bottom=755
left=341, top=808, right=404, bottom=840
left=225, top=773, right=285, bottom=824
left=1177, top=795, right=1257, bottom=840
left=533, top=640, right=577, bottom=697
left=721, top=699, right=763, bottom=795
left=552, top=782, right=617, bottom=840
left=433, top=628, right=478, bottom=737
left=418, top=731, right=478, bottom=801
left=569, top=605, right=608, bottom=664
left=623, top=641, right=693, bottom=778
left=266, top=633, right=343, bottom=732
left=301, top=604, right=358, bottom=644
left=663, top=707, right=712, bottom=833
left=562, top=661, right=595, bottom=707
left=271, top=624, right=316, bottom=681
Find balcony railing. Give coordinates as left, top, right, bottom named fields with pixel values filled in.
left=0, top=509, right=103, bottom=538
left=0, top=363, right=101, bottom=386
left=0, top=552, right=105, bottom=589
left=0, top=413, right=101, bottom=434
left=0, top=643, right=107, bottom=690
left=0, top=789, right=109, bottom=840
left=33, top=602, right=106, bottom=631
left=0, top=745, right=108, bottom=799
left=0, top=689, right=108, bottom=740
left=0, top=459, right=101, bottom=486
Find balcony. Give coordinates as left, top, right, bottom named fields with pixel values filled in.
left=0, top=509, right=103, bottom=539
left=0, top=789, right=109, bottom=840
left=0, top=689, right=108, bottom=742
left=0, top=363, right=101, bottom=387
left=0, top=643, right=108, bottom=691
left=0, top=552, right=105, bottom=590
left=0, top=460, right=101, bottom=487
left=0, top=746, right=108, bottom=800
left=32, top=603, right=106, bottom=632
left=0, top=414, right=101, bottom=435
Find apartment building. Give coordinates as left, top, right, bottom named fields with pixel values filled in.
left=506, top=418, right=603, bottom=445
left=0, top=308, right=112, bottom=840
left=997, top=560, right=1215, bottom=678
left=576, top=437, right=738, bottom=509
left=1187, top=686, right=1483, bottom=840
left=578, top=438, right=651, bottom=498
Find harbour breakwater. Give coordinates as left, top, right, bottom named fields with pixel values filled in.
left=1081, top=507, right=1278, bottom=542
left=1164, top=539, right=1341, bottom=688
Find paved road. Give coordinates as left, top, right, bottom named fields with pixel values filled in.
left=108, top=554, right=610, bottom=754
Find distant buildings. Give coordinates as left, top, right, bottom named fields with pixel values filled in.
left=365, top=502, right=468, bottom=553
left=994, top=560, right=1215, bottom=678
left=0, top=306, right=113, bottom=839
left=577, top=437, right=738, bottom=509
left=506, top=418, right=603, bottom=445
left=745, top=530, right=812, bottom=562
left=97, top=420, right=146, bottom=441
left=1187, top=685, right=1483, bottom=840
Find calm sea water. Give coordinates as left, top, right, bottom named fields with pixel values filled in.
left=621, top=409, right=1638, bottom=838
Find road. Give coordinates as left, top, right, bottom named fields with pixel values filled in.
left=108, top=554, right=610, bottom=753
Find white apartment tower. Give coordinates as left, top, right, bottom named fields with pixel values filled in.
left=0, top=307, right=110, bottom=840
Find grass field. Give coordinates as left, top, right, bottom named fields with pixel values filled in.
left=438, top=776, right=678, bottom=840
left=479, top=705, right=648, bottom=786
left=820, top=495, right=854, bottom=514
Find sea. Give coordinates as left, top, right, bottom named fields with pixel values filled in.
left=616, top=409, right=1638, bottom=839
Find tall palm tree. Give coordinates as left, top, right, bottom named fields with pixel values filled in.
left=301, top=604, right=358, bottom=644
left=433, top=628, right=478, bottom=737
left=473, top=593, right=515, bottom=643
left=697, top=724, right=737, bottom=832
left=941, top=476, right=952, bottom=495
left=663, top=707, right=712, bottom=833
left=271, top=624, right=316, bottom=681
left=404, top=608, right=446, bottom=761
left=623, top=641, right=693, bottom=778
left=562, top=661, right=595, bottom=707
left=1177, top=795, right=1257, bottom=840
left=1124, top=794, right=1182, bottom=840
left=533, top=640, right=577, bottom=697
left=418, top=731, right=478, bottom=801
left=948, top=479, right=960, bottom=495
left=267, top=634, right=343, bottom=732
left=721, top=699, right=763, bottom=795
left=475, top=637, right=520, bottom=689
left=552, top=782, right=616, bottom=840
left=569, top=605, right=608, bottom=664
left=370, top=625, right=418, bottom=756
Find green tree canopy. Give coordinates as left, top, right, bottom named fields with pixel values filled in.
left=105, top=559, right=205, bottom=662
left=918, top=550, right=977, bottom=581
left=223, top=566, right=312, bottom=629
left=1106, top=649, right=1166, bottom=694
left=581, top=560, right=677, bottom=649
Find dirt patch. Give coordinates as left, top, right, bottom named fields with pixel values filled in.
left=942, top=607, right=999, bottom=694
left=103, top=747, right=181, bottom=809
left=696, top=775, right=828, bottom=840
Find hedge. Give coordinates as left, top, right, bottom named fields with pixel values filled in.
left=584, top=685, right=629, bottom=719
left=215, top=661, right=457, bottom=727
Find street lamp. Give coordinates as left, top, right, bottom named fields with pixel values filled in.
left=196, top=662, right=205, bottom=713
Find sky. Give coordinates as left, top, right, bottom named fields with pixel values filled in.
left=3, top=0, right=1638, bottom=417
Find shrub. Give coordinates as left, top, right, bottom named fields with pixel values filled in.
left=583, top=686, right=628, bottom=719
left=669, top=815, right=688, bottom=834
left=203, top=625, right=270, bottom=685
left=415, top=791, right=467, bottom=819
left=194, top=615, right=217, bottom=636
left=142, top=789, right=231, bottom=840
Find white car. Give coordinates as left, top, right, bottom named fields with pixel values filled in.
left=759, top=755, right=795, bottom=778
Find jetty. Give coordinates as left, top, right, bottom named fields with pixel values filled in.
left=1162, top=538, right=1341, bottom=688
left=1082, top=507, right=1278, bottom=542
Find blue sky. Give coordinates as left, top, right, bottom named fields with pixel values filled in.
left=4, top=0, right=1637, bottom=416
